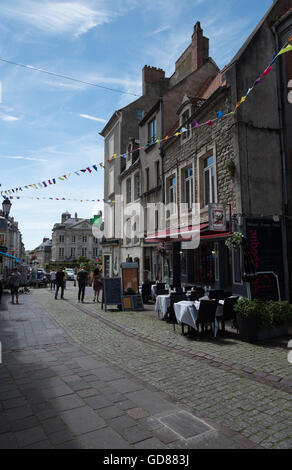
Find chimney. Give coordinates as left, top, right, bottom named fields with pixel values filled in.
left=142, top=66, right=165, bottom=95
left=191, top=21, right=209, bottom=71
left=43, top=238, right=49, bottom=243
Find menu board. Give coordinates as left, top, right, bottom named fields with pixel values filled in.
left=121, top=263, right=139, bottom=294
left=103, top=277, right=122, bottom=311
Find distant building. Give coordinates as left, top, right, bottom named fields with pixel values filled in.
left=51, top=211, right=102, bottom=263
left=31, top=238, right=52, bottom=267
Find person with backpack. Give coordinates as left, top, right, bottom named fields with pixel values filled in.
left=77, top=266, right=88, bottom=302
left=9, top=267, right=22, bottom=305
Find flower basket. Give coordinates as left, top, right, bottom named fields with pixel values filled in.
left=225, top=232, right=243, bottom=251
left=157, top=245, right=166, bottom=256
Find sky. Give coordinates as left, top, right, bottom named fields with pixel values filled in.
left=0, top=0, right=274, bottom=250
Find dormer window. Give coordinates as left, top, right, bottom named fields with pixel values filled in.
left=180, top=109, right=191, bottom=141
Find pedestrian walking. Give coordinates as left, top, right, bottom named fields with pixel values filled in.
left=49, top=269, right=56, bottom=290
left=93, top=267, right=103, bottom=302
left=77, top=266, right=88, bottom=302
left=55, top=268, right=65, bottom=299
left=73, top=272, right=77, bottom=287
left=8, top=267, right=21, bottom=304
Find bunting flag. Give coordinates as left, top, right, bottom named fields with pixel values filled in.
left=2, top=194, right=105, bottom=203
left=1, top=162, right=103, bottom=196
left=1, top=37, right=292, bottom=197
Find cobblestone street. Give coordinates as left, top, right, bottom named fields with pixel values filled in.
left=0, top=284, right=291, bottom=449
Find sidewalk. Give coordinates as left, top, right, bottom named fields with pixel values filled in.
left=0, top=290, right=247, bottom=449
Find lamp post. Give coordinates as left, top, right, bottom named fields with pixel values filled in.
left=2, top=198, right=12, bottom=219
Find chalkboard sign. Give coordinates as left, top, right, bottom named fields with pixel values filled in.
left=131, top=294, right=144, bottom=311
left=103, top=277, right=122, bottom=311
left=248, top=272, right=281, bottom=302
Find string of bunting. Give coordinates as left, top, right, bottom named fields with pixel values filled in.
left=0, top=162, right=105, bottom=197
left=1, top=37, right=291, bottom=198
left=104, top=36, right=292, bottom=163
left=1, top=194, right=114, bottom=203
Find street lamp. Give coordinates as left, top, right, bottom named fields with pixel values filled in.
left=2, top=198, right=12, bottom=219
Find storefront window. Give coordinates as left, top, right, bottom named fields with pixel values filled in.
left=193, top=242, right=215, bottom=284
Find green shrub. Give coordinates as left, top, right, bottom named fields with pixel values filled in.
left=234, top=298, right=292, bottom=329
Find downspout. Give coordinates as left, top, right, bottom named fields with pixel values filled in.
left=271, top=20, right=290, bottom=300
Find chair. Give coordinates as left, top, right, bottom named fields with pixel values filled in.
left=196, top=299, right=218, bottom=337
left=193, top=287, right=205, bottom=298
left=219, top=291, right=233, bottom=300
left=141, top=283, right=151, bottom=304
left=187, top=291, right=202, bottom=301
left=208, top=289, right=224, bottom=300
left=156, top=287, right=169, bottom=296
left=220, top=296, right=239, bottom=333
left=167, top=293, right=187, bottom=330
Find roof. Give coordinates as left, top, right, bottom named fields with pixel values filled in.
left=53, top=217, right=91, bottom=230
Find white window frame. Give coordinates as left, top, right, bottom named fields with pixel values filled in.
left=203, top=156, right=215, bottom=206
left=168, top=175, right=177, bottom=215
left=108, top=134, right=114, bottom=157
left=148, top=117, right=157, bottom=144
left=180, top=108, right=191, bottom=141
left=197, top=144, right=218, bottom=210
left=126, top=178, right=132, bottom=204
left=134, top=172, right=140, bottom=201
left=109, top=167, right=114, bottom=195
left=184, top=166, right=194, bottom=209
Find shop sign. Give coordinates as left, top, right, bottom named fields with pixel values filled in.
left=208, top=204, right=227, bottom=231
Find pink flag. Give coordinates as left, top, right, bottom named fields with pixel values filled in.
left=261, top=66, right=272, bottom=78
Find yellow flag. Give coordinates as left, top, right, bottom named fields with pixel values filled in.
left=277, top=44, right=292, bottom=56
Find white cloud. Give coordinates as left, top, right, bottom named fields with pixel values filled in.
left=79, top=114, right=107, bottom=123
left=0, top=155, right=48, bottom=161
left=0, top=113, right=20, bottom=122
left=146, top=25, right=170, bottom=37
left=2, top=1, right=117, bottom=37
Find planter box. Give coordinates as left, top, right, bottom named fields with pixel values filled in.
left=236, top=313, right=288, bottom=342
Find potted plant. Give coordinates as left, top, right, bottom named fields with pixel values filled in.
left=225, top=158, right=236, bottom=177
left=234, top=298, right=292, bottom=342
left=225, top=232, right=244, bottom=251
left=157, top=244, right=166, bottom=256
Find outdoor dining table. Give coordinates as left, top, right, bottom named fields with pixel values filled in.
left=173, top=299, right=225, bottom=337
left=155, top=294, right=171, bottom=317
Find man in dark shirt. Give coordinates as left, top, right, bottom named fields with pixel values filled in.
left=77, top=267, right=88, bottom=302
left=55, top=268, right=65, bottom=300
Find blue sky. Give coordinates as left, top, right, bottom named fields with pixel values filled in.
left=0, top=0, right=273, bottom=250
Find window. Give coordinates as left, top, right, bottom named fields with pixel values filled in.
left=93, top=237, right=98, bottom=244
left=71, top=247, right=76, bottom=257
left=184, top=167, right=193, bottom=209
left=72, top=236, right=75, bottom=243
left=156, top=161, right=160, bottom=186
left=82, top=247, right=87, bottom=257
left=148, top=118, right=157, bottom=144
left=59, top=235, right=64, bottom=243
left=0, top=234, right=5, bottom=245
left=109, top=134, right=114, bottom=158
left=93, top=247, right=99, bottom=257
left=82, top=236, right=87, bottom=243
left=155, top=210, right=159, bottom=231
left=181, top=110, right=191, bottom=140
left=204, top=156, right=215, bottom=206
left=59, top=247, right=64, bottom=258
left=109, top=167, right=114, bottom=195
left=145, top=168, right=150, bottom=192
left=168, top=175, right=176, bottom=214
left=134, top=173, right=140, bottom=200
left=126, top=178, right=131, bottom=204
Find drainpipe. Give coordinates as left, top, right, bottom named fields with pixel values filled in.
left=271, top=20, right=290, bottom=300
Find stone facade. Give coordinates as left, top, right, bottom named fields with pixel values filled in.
left=32, top=238, right=52, bottom=267
left=51, top=212, right=101, bottom=263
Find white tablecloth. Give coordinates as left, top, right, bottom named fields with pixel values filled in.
left=155, top=294, right=171, bottom=317
left=151, top=285, right=157, bottom=298
left=174, top=300, right=225, bottom=337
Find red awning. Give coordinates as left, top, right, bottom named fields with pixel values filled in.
left=144, top=224, right=231, bottom=243
left=145, top=223, right=209, bottom=243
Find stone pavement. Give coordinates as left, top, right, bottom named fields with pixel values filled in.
left=0, top=289, right=247, bottom=450
left=1, top=284, right=291, bottom=449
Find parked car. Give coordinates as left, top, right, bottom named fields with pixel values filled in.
left=65, top=268, right=75, bottom=280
